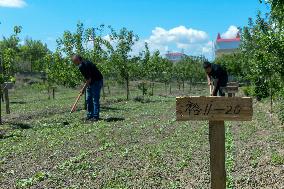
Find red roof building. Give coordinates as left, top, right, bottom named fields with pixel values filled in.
left=215, top=32, right=241, bottom=57
left=165, top=52, right=188, bottom=62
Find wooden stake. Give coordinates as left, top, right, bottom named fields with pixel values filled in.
left=209, top=120, right=226, bottom=189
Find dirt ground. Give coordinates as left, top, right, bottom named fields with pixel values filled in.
left=0, top=84, right=283, bottom=188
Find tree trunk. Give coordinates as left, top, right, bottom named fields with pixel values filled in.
left=178, top=82, right=181, bottom=91
left=269, top=76, right=273, bottom=124
left=52, top=88, right=55, bottom=99
left=270, top=83, right=273, bottom=124
left=107, top=83, right=111, bottom=94
left=169, top=83, right=172, bottom=94
left=151, top=82, right=154, bottom=96
left=48, top=87, right=50, bottom=100
left=189, top=80, right=192, bottom=93
left=102, top=83, right=106, bottom=100
left=4, top=88, right=10, bottom=114
left=84, top=89, right=87, bottom=110
left=182, top=80, right=185, bottom=92
left=30, top=57, right=33, bottom=72
left=142, top=82, right=145, bottom=96
left=270, top=83, right=273, bottom=114
left=126, top=78, right=129, bottom=100
left=0, top=87, right=2, bottom=124
left=164, top=82, right=167, bottom=93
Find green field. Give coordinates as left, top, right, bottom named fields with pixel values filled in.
left=0, top=83, right=283, bottom=189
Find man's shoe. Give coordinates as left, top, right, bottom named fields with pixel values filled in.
left=83, top=117, right=93, bottom=122
left=93, top=118, right=99, bottom=122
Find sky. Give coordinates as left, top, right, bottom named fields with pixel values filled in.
left=0, top=0, right=269, bottom=60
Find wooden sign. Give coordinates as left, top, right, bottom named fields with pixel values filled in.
left=176, top=96, right=253, bottom=121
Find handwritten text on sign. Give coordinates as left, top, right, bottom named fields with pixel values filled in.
left=176, top=96, right=253, bottom=121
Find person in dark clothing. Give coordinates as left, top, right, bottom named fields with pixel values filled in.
left=203, top=61, right=228, bottom=96
left=72, top=55, right=103, bottom=121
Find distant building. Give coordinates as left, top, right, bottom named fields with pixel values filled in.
left=165, top=52, right=188, bottom=62
left=215, top=33, right=241, bottom=58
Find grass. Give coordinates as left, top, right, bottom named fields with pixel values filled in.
left=225, top=124, right=235, bottom=189
left=0, top=82, right=283, bottom=188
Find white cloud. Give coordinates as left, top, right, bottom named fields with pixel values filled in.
left=146, top=26, right=208, bottom=47
left=130, top=26, right=213, bottom=59
left=202, top=41, right=214, bottom=54
left=0, top=0, right=27, bottom=8
left=221, top=25, right=239, bottom=39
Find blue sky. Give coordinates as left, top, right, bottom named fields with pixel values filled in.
left=0, top=0, right=269, bottom=59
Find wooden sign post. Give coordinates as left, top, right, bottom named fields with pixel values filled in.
left=176, top=96, right=253, bottom=189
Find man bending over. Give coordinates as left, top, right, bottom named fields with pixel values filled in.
left=203, top=61, right=228, bottom=96
left=72, top=55, right=103, bottom=121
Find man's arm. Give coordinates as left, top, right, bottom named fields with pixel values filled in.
left=207, top=74, right=211, bottom=86
left=80, top=79, right=91, bottom=94
left=207, top=74, right=214, bottom=96
left=86, top=78, right=91, bottom=86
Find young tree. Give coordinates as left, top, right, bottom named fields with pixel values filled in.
left=174, top=60, right=190, bottom=91
left=148, top=50, right=163, bottom=96
left=159, top=58, right=173, bottom=94
left=136, top=42, right=150, bottom=96
left=109, top=27, right=139, bottom=100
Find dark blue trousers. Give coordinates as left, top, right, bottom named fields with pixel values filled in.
left=86, top=80, right=103, bottom=119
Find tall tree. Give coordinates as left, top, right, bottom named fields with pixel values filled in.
left=109, top=27, right=139, bottom=100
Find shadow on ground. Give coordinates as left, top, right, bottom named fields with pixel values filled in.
left=101, top=106, right=122, bottom=112
left=104, top=117, right=125, bottom=122
left=11, top=123, right=32, bottom=129
left=10, top=101, right=27, bottom=104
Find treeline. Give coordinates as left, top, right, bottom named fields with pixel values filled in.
left=0, top=26, right=50, bottom=82
left=0, top=23, right=205, bottom=99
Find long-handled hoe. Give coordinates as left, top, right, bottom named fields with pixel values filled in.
left=70, top=82, right=88, bottom=113
left=63, top=82, right=88, bottom=125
